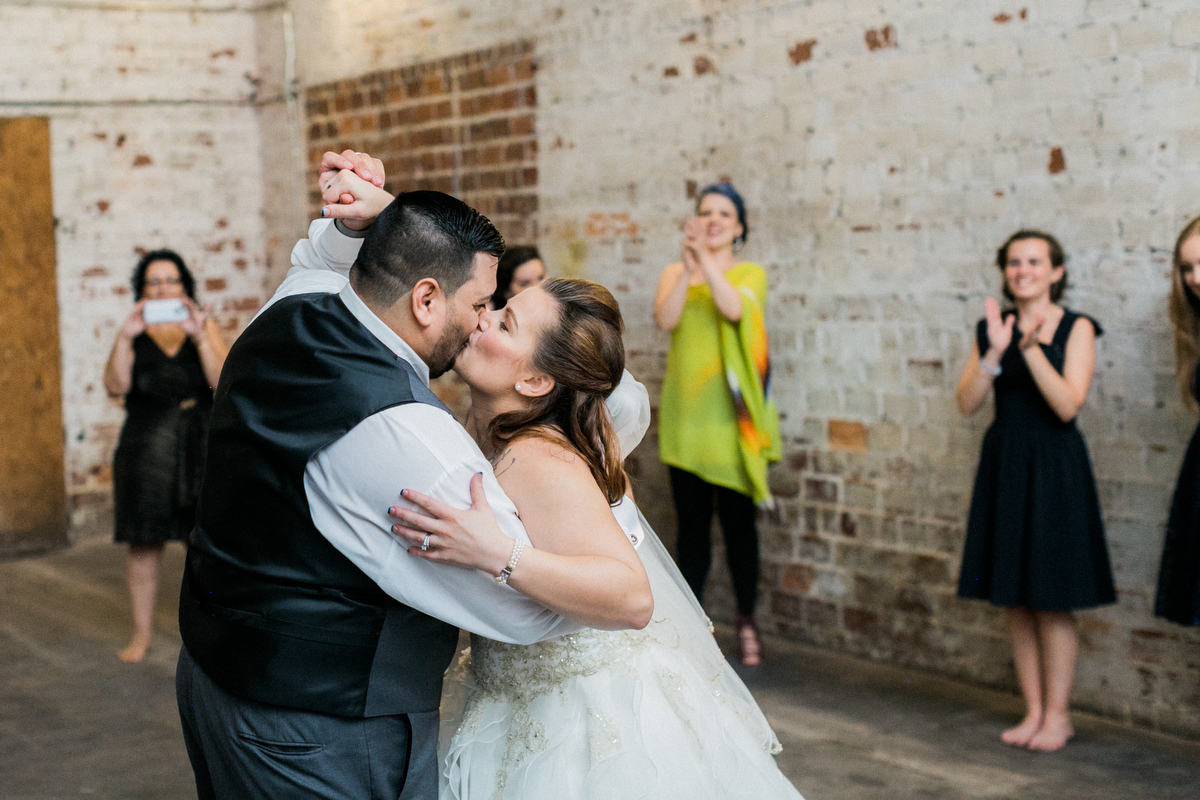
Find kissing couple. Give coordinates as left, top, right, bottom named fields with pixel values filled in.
left=175, top=151, right=804, bottom=799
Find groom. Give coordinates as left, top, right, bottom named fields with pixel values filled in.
left=176, top=153, right=595, bottom=799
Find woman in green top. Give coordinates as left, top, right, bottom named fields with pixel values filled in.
left=654, top=183, right=780, bottom=665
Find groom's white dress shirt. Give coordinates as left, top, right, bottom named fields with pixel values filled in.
left=253, top=219, right=588, bottom=645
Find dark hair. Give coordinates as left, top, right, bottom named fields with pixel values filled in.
left=697, top=182, right=749, bottom=246
left=996, top=230, right=1067, bottom=302
left=1169, top=215, right=1200, bottom=408
left=488, top=278, right=627, bottom=504
left=353, top=190, right=506, bottom=306
left=132, top=249, right=195, bottom=300
left=491, top=245, right=542, bottom=309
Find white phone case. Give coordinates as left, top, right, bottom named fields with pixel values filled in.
left=142, top=298, right=189, bottom=324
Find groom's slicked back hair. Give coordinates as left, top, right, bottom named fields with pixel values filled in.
left=352, top=190, right=505, bottom=306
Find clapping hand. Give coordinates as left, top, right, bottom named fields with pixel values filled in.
left=983, top=297, right=1015, bottom=354
left=1018, top=316, right=1045, bottom=351
left=681, top=217, right=704, bottom=276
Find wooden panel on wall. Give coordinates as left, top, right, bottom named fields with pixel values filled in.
left=0, top=117, right=68, bottom=556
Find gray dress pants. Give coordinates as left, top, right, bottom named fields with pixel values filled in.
left=176, top=646, right=440, bottom=799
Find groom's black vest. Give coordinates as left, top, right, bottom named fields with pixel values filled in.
left=179, top=292, right=460, bottom=717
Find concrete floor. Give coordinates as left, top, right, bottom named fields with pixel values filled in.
left=2, top=537, right=1199, bottom=799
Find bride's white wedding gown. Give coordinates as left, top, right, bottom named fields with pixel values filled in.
left=438, top=499, right=805, bottom=799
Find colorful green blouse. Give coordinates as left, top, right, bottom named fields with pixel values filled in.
left=658, top=262, right=780, bottom=502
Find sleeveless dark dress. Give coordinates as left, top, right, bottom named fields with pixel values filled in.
left=112, top=333, right=213, bottom=545
left=1154, top=363, right=1200, bottom=626
left=957, top=308, right=1116, bottom=611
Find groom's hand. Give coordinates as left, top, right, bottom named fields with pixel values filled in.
left=319, top=149, right=385, bottom=193
left=319, top=150, right=387, bottom=230
left=320, top=169, right=394, bottom=230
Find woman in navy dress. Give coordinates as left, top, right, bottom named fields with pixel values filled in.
left=955, top=231, right=1115, bottom=752
left=1156, top=215, right=1200, bottom=626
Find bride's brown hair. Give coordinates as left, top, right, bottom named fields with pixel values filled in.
left=1169, top=215, right=1200, bottom=410
left=488, top=278, right=627, bottom=504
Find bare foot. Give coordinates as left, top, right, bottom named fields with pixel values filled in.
left=1027, top=711, right=1074, bottom=752
left=1000, top=713, right=1042, bottom=746
left=118, top=633, right=151, bottom=663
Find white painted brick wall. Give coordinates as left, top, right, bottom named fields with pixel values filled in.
left=282, top=0, right=1200, bottom=736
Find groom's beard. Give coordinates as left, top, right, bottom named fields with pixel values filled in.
left=426, top=320, right=469, bottom=380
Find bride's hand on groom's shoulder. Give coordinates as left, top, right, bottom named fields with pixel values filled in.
left=318, top=150, right=393, bottom=230
left=387, top=473, right=514, bottom=577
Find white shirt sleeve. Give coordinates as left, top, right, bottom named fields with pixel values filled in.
left=304, top=403, right=583, bottom=645
left=255, top=219, right=365, bottom=319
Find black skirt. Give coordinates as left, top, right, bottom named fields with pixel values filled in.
left=1154, top=421, right=1200, bottom=626
left=113, top=334, right=212, bottom=546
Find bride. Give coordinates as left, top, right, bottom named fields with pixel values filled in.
left=316, top=155, right=805, bottom=799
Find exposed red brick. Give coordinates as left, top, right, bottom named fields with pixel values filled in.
left=210, top=48, right=236, bottom=59
left=663, top=66, right=680, bottom=78
left=843, top=607, right=880, bottom=633
left=680, top=32, right=698, bottom=44
left=82, top=266, right=107, bottom=277
left=131, top=154, right=153, bottom=167
left=225, top=296, right=261, bottom=312
left=788, top=39, right=818, bottom=65
left=205, top=278, right=227, bottom=292
left=685, top=178, right=698, bottom=199
left=693, top=55, right=716, bottom=75
left=215, top=218, right=228, bottom=229
left=1020, top=8, right=1027, bottom=19
left=993, top=12, right=1011, bottom=23
left=851, top=224, right=879, bottom=233
left=828, top=420, right=868, bottom=452
left=782, top=564, right=815, bottom=594
left=95, top=200, right=110, bottom=213
left=1048, top=146, right=1066, bottom=174
left=864, top=25, right=898, bottom=52
left=233, top=258, right=248, bottom=271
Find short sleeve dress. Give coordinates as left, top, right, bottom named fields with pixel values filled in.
left=957, top=308, right=1116, bottom=612
left=112, top=334, right=213, bottom=545
left=1154, top=362, right=1200, bottom=626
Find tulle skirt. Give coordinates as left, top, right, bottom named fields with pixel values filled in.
left=438, top=503, right=804, bottom=800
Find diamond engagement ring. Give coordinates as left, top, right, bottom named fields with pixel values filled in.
left=421, top=534, right=431, bottom=551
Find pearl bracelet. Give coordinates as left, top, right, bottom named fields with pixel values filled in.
left=495, top=539, right=525, bottom=585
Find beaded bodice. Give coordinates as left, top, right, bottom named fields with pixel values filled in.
left=469, top=627, right=650, bottom=700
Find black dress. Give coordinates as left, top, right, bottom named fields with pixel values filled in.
left=957, top=308, right=1116, bottom=612
left=112, top=334, right=212, bottom=545
left=1154, top=363, right=1200, bottom=626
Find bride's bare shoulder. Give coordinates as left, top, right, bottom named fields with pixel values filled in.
left=490, top=434, right=595, bottom=492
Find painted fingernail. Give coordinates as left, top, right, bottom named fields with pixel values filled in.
left=400, top=489, right=408, bottom=497
left=391, top=525, right=399, bottom=533
left=388, top=507, right=396, bottom=514
left=321, top=208, right=328, bottom=217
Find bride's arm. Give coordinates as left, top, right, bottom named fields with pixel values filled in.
left=389, top=438, right=654, bottom=631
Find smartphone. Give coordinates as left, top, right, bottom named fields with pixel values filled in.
left=142, top=298, right=189, bottom=324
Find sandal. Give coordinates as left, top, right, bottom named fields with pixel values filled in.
left=736, top=614, right=763, bottom=666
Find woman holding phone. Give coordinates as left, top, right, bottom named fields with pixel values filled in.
left=103, top=249, right=227, bottom=662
